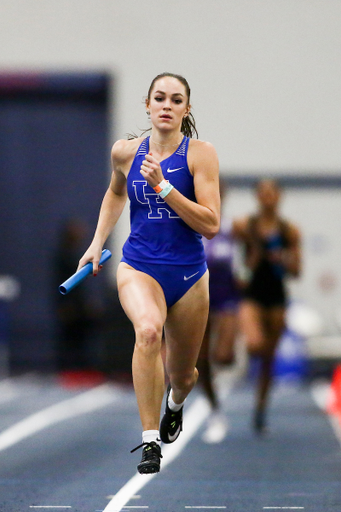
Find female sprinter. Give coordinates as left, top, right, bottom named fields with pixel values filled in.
left=77, top=73, right=220, bottom=473
left=234, top=179, right=301, bottom=433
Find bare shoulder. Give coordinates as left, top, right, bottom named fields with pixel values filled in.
left=111, top=137, right=144, bottom=167
left=188, top=138, right=218, bottom=159
left=188, top=139, right=219, bottom=177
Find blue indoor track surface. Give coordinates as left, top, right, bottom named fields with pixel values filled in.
left=0, top=372, right=340, bottom=512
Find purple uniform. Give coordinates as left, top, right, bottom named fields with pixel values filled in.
left=204, top=220, right=240, bottom=312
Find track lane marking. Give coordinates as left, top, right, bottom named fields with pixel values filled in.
left=0, top=383, right=122, bottom=452
left=103, top=367, right=241, bottom=512
left=103, top=396, right=211, bottom=512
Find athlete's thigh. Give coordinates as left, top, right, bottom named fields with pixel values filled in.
left=117, top=262, right=167, bottom=329
left=239, top=300, right=265, bottom=351
left=198, top=313, right=211, bottom=360
left=164, top=270, right=209, bottom=374
left=264, top=306, right=286, bottom=347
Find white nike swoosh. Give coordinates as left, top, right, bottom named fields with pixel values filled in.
left=167, top=167, right=184, bottom=173
left=184, top=271, right=200, bottom=281
left=168, top=425, right=181, bottom=442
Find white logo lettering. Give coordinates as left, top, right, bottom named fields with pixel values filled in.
left=132, top=180, right=179, bottom=219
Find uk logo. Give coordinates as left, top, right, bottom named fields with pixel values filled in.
left=132, top=181, right=180, bottom=219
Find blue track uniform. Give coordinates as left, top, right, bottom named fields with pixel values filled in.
left=122, top=136, right=207, bottom=308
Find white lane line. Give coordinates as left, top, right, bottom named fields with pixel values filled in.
left=29, top=507, right=72, bottom=509
left=0, top=378, right=17, bottom=405
left=96, top=505, right=149, bottom=510
left=103, top=367, right=240, bottom=512
left=185, top=507, right=227, bottom=509
left=106, top=496, right=141, bottom=501
left=103, top=396, right=211, bottom=512
left=0, top=384, right=121, bottom=452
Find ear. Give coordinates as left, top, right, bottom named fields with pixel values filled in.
left=184, top=104, right=191, bottom=118
left=145, top=98, right=150, bottom=114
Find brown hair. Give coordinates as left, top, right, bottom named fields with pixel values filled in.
left=128, top=72, right=198, bottom=139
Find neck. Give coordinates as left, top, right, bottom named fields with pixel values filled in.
left=259, top=208, right=278, bottom=222
left=150, top=130, right=183, bottom=148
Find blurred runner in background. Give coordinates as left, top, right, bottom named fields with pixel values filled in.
left=199, top=182, right=241, bottom=443
left=234, top=179, right=301, bottom=433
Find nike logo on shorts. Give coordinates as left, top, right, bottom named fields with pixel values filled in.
left=184, top=271, right=200, bottom=281
left=167, top=167, right=184, bottom=173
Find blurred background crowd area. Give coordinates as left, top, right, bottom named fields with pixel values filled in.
left=0, top=1, right=341, bottom=381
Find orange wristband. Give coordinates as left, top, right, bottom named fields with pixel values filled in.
left=153, top=179, right=168, bottom=194
left=153, top=184, right=163, bottom=193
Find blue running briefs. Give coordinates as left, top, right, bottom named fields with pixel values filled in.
left=121, top=256, right=207, bottom=308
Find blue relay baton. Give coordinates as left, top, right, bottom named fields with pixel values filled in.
left=59, top=249, right=112, bottom=295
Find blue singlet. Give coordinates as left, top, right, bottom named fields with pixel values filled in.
left=121, top=136, right=207, bottom=308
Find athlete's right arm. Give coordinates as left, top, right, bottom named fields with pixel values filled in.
left=77, top=139, right=132, bottom=274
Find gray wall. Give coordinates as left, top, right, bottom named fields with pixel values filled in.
left=1, top=0, right=340, bottom=172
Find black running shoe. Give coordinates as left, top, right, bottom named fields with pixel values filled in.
left=160, top=385, right=183, bottom=444
left=130, top=441, right=162, bottom=474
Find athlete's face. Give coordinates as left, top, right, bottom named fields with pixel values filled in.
left=146, top=77, right=190, bottom=133
left=256, top=180, right=281, bottom=211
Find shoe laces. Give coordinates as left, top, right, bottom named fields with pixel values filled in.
left=130, top=441, right=163, bottom=457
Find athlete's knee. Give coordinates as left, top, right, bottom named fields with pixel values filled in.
left=134, top=321, right=163, bottom=353
left=245, top=332, right=265, bottom=356
left=169, top=367, right=198, bottom=394
left=213, top=351, right=235, bottom=365
left=250, top=340, right=277, bottom=359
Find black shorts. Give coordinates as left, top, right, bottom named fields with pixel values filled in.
left=242, top=275, right=287, bottom=308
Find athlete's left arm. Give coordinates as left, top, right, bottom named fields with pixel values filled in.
left=283, top=223, right=302, bottom=277
left=163, top=141, right=220, bottom=239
